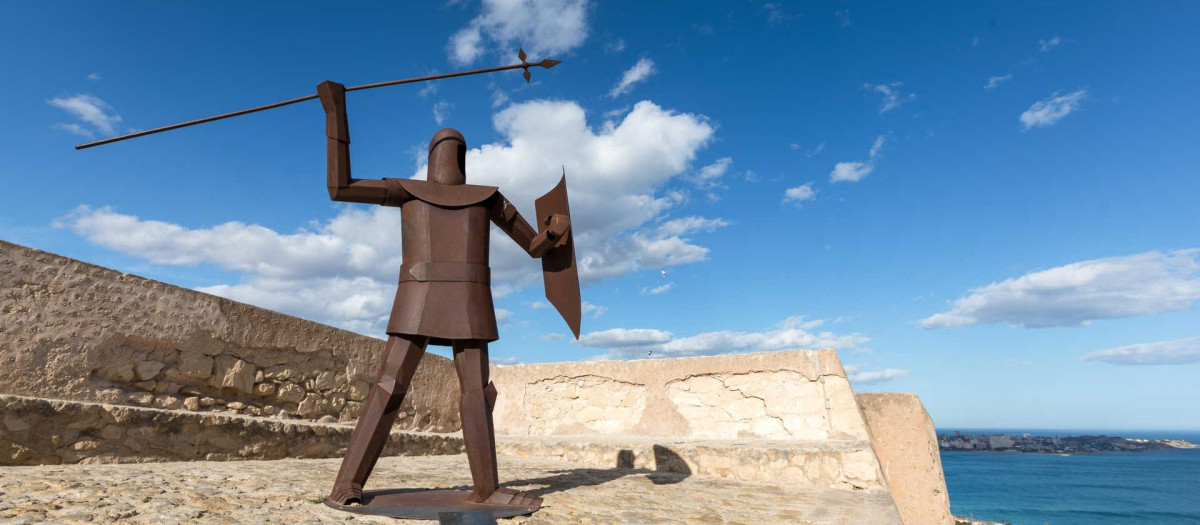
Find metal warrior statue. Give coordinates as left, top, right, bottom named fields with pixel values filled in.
left=318, top=75, right=580, bottom=514
left=76, top=51, right=580, bottom=519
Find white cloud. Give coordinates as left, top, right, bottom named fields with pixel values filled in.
left=869, top=135, right=887, bottom=158
left=782, top=183, right=816, bottom=206
left=984, top=74, right=1012, bottom=90
left=605, top=38, right=625, bottom=53
left=844, top=366, right=908, bottom=384
left=835, top=10, right=851, bottom=28
left=1082, top=337, right=1200, bottom=366
left=582, top=301, right=607, bottom=318
left=530, top=300, right=549, bottom=309
left=762, top=3, right=788, bottom=25
left=495, top=308, right=513, bottom=325
left=1039, top=36, right=1062, bottom=52
left=687, top=157, right=732, bottom=195
left=830, top=162, right=873, bottom=183
left=578, top=328, right=673, bottom=348
left=640, top=282, right=673, bottom=295
left=921, top=250, right=1200, bottom=329
left=577, top=316, right=871, bottom=360
left=830, top=135, right=887, bottom=183
left=419, top=80, right=439, bottom=98
left=491, top=89, right=509, bottom=108
left=609, top=57, right=656, bottom=98
left=863, top=82, right=916, bottom=114
left=52, top=123, right=94, bottom=139
left=653, top=216, right=728, bottom=237
left=1020, top=89, right=1087, bottom=129
left=539, top=333, right=566, bottom=341
left=432, top=101, right=453, bottom=125
left=602, top=106, right=630, bottom=120
left=57, top=98, right=719, bottom=336
left=47, top=94, right=122, bottom=136
left=448, top=0, right=589, bottom=65
left=87, top=73, right=101, bottom=81
left=436, top=99, right=718, bottom=284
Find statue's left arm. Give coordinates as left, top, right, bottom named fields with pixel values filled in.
left=488, top=192, right=570, bottom=258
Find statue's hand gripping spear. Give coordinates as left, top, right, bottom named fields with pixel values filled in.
left=74, top=49, right=560, bottom=150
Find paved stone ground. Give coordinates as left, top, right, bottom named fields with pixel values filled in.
left=0, top=454, right=900, bottom=524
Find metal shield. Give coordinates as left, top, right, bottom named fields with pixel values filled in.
left=535, top=174, right=581, bottom=339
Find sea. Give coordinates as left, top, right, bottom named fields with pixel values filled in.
left=940, top=429, right=1200, bottom=525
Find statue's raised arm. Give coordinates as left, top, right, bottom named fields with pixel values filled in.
left=317, top=80, right=392, bottom=205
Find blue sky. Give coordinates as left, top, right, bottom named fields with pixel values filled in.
left=3, top=1, right=1199, bottom=431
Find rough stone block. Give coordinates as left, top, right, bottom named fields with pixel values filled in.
left=178, top=351, right=214, bottom=379
left=211, top=356, right=256, bottom=395
left=134, top=361, right=165, bottom=381
left=856, top=393, right=954, bottom=525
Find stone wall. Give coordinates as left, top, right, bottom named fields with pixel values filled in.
left=488, top=349, right=872, bottom=442
left=3, top=241, right=950, bottom=521
left=857, top=393, right=954, bottom=525
left=0, top=394, right=461, bottom=466
left=0, top=241, right=460, bottom=432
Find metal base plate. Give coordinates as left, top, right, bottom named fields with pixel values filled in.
left=324, top=489, right=541, bottom=520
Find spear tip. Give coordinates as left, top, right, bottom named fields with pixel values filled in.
left=540, top=59, right=561, bottom=69
left=518, top=48, right=527, bottom=62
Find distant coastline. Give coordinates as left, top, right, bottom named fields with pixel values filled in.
left=939, top=431, right=1198, bottom=454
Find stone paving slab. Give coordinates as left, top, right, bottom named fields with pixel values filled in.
left=0, top=454, right=902, bottom=524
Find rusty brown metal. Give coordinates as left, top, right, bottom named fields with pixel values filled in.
left=319, top=73, right=572, bottom=517
left=535, top=173, right=581, bottom=339
left=74, top=50, right=560, bottom=150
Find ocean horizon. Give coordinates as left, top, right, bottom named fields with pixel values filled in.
left=940, top=428, right=1200, bottom=524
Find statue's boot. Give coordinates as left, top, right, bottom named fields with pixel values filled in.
left=453, top=341, right=543, bottom=508
left=329, top=334, right=428, bottom=505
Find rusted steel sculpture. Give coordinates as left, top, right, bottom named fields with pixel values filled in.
left=318, top=87, right=578, bottom=520
left=76, top=50, right=576, bottom=519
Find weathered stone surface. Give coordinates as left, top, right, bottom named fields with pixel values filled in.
left=857, top=393, right=954, bottom=525
left=496, top=435, right=888, bottom=490
left=133, top=361, right=164, bottom=381
left=0, top=241, right=461, bottom=432
left=0, top=394, right=461, bottom=466
left=0, top=454, right=903, bottom=524
left=177, top=351, right=214, bottom=379
left=490, top=349, right=871, bottom=442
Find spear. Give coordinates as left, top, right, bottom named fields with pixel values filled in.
left=75, top=49, right=560, bottom=150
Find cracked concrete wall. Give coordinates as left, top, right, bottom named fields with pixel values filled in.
left=0, top=241, right=461, bottom=433
left=489, top=349, right=871, bottom=442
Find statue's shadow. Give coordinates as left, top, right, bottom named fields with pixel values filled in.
left=367, top=445, right=692, bottom=501
left=504, top=446, right=693, bottom=498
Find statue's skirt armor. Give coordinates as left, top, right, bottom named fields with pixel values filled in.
left=385, top=181, right=500, bottom=346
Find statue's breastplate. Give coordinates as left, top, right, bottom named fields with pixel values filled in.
left=400, top=200, right=491, bottom=269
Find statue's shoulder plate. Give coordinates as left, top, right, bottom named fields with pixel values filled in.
left=397, top=179, right=498, bottom=207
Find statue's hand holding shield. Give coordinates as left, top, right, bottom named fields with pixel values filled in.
left=535, top=174, right=581, bottom=339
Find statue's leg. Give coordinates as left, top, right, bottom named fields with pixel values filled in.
left=329, top=334, right=428, bottom=505
left=454, top=340, right=541, bottom=507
